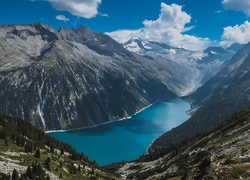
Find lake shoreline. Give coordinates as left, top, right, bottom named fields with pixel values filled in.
left=48, top=99, right=191, bottom=166
left=45, top=103, right=154, bottom=133
left=146, top=102, right=191, bottom=154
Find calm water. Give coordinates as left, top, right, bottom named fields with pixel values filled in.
left=48, top=98, right=190, bottom=166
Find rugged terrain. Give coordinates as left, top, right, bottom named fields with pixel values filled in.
left=123, top=37, right=241, bottom=95
left=1, top=106, right=250, bottom=180
left=0, top=23, right=182, bottom=130
left=1, top=22, right=250, bottom=180
left=150, top=42, right=250, bottom=150
left=0, top=114, right=118, bottom=179
left=109, top=107, right=250, bottom=180
left=0, top=23, right=243, bottom=131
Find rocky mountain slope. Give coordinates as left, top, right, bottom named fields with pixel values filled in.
left=111, top=107, right=250, bottom=180
left=0, top=23, right=188, bottom=130
left=150, top=41, right=250, bottom=150
left=123, top=37, right=240, bottom=95
left=0, top=114, right=118, bottom=179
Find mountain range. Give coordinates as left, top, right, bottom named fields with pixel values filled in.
left=0, top=23, right=180, bottom=130
left=0, top=23, right=243, bottom=131
left=123, top=37, right=243, bottom=95
left=150, top=41, right=250, bottom=150
left=0, top=22, right=250, bottom=179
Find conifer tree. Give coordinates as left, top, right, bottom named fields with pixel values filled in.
left=35, top=149, right=41, bottom=158
left=11, top=169, right=19, bottom=180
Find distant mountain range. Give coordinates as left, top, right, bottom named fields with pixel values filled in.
left=123, top=37, right=243, bottom=95
left=150, top=41, right=250, bottom=150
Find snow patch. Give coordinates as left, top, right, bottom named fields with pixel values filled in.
left=37, top=77, right=47, bottom=127
left=169, top=49, right=176, bottom=54
left=211, top=50, right=217, bottom=54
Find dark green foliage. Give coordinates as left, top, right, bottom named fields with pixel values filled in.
left=0, top=114, right=118, bottom=179
left=19, top=174, right=26, bottom=180
left=0, top=173, right=10, bottom=180
left=31, top=163, right=46, bottom=179
left=0, top=130, right=6, bottom=139
left=194, top=158, right=211, bottom=180
left=20, top=137, right=25, bottom=147
left=45, top=157, right=51, bottom=171
left=69, top=162, right=77, bottom=174
left=26, top=166, right=33, bottom=179
left=4, top=138, right=8, bottom=146
left=0, top=114, right=93, bottom=164
left=60, top=161, right=63, bottom=168
left=24, top=144, right=31, bottom=153
left=50, top=144, right=54, bottom=153
left=60, top=147, right=64, bottom=155
left=35, top=149, right=41, bottom=158
left=16, top=136, right=21, bottom=146
left=224, top=159, right=236, bottom=165
left=11, top=169, right=19, bottom=180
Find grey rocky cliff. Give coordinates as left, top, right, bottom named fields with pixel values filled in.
left=0, top=23, right=178, bottom=130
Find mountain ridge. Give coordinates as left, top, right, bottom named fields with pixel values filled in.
left=123, top=37, right=240, bottom=95
left=0, top=23, right=180, bottom=130
left=150, top=41, right=250, bottom=151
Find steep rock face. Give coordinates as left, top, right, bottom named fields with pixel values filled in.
left=150, top=42, right=250, bottom=150
left=0, top=23, right=178, bottom=130
left=123, top=38, right=238, bottom=95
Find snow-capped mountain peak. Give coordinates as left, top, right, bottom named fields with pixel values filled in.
left=123, top=37, right=145, bottom=53
left=123, top=38, right=241, bottom=95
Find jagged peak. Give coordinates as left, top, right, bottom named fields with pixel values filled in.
left=130, top=36, right=142, bottom=41
left=203, top=46, right=227, bottom=54
left=0, top=22, right=58, bottom=42
left=77, top=25, right=95, bottom=36
left=226, top=42, right=246, bottom=52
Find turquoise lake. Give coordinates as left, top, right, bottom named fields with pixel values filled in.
left=48, top=98, right=190, bottom=166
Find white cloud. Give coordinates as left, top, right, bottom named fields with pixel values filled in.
left=222, top=0, right=250, bottom=16
left=55, top=15, right=69, bottom=22
left=100, top=13, right=109, bottom=17
left=220, top=21, right=250, bottom=47
left=48, top=0, right=102, bottom=18
left=106, top=3, right=210, bottom=51
left=215, top=10, right=222, bottom=14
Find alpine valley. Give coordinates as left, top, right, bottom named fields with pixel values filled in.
left=1, top=22, right=250, bottom=179
left=0, top=23, right=241, bottom=130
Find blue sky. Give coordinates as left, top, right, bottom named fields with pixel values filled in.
left=1, top=0, right=250, bottom=50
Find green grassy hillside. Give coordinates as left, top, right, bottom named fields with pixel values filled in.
left=108, top=107, right=250, bottom=179
left=0, top=114, right=118, bottom=179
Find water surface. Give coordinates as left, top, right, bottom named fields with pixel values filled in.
left=49, top=98, right=190, bottom=166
